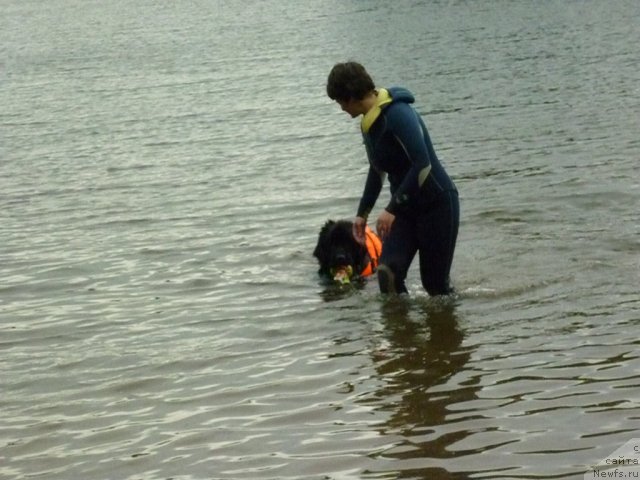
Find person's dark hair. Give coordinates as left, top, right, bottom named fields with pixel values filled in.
left=326, top=62, right=375, bottom=102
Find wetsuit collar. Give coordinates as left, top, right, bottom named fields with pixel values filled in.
left=361, top=88, right=392, bottom=133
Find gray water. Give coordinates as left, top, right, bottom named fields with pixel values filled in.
left=2, top=1, right=639, bottom=479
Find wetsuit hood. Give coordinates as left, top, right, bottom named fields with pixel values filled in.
left=387, top=86, right=415, bottom=104
left=361, top=87, right=415, bottom=133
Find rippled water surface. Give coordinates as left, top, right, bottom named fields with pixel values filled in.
left=2, top=1, right=639, bottom=479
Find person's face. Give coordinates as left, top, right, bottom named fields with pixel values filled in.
left=337, top=98, right=360, bottom=118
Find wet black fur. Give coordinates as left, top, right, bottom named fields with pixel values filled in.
left=313, top=219, right=369, bottom=280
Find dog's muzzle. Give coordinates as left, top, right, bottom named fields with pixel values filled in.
left=331, top=265, right=354, bottom=284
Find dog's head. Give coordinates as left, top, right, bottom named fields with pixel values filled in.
left=313, top=219, right=368, bottom=283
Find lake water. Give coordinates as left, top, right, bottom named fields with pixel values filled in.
left=2, top=1, right=639, bottom=479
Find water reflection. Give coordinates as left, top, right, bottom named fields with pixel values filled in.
left=317, top=277, right=367, bottom=303
left=370, top=297, right=479, bottom=479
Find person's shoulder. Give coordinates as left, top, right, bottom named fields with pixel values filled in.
left=383, top=94, right=420, bottom=134
left=384, top=99, right=415, bottom=123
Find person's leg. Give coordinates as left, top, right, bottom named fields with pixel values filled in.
left=377, top=215, right=417, bottom=294
left=417, top=190, right=460, bottom=295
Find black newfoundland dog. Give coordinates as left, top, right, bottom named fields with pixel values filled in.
left=313, top=219, right=381, bottom=284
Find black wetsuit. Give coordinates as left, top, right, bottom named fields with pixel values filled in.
left=357, top=87, right=459, bottom=295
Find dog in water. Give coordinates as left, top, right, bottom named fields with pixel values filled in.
left=313, top=219, right=382, bottom=284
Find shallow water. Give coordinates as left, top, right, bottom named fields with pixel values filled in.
left=1, top=1, right=639, bottom=479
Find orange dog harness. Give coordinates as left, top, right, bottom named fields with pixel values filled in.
left=361, top=226, right=382, bottom=277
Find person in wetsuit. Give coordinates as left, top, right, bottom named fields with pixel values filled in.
left=326, top=61, right=459, bottom=295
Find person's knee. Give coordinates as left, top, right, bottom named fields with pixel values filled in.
left=377, top=264, right=396, bottom=294
left=377, top=263, right=410, bottom=295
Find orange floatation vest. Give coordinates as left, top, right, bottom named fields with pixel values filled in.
left=361, top=226, right=382, bottom=277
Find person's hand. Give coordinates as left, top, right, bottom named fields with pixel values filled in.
left=376, top=210, right=395, bottom=241
left=352, top=216, right=367, bottom=245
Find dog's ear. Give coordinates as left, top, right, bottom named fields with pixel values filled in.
left=313, top=244, right=331, bottom=275
left=313, top=220, right=335, bottom=275
left=313, top=229, right=329, bottom=260
left=312, top=241, right=324, bottom=261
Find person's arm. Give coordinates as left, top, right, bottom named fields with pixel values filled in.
left=384, top=103, right=432, bottom=215
left=353, top=166, right=384, bottom=244
left=356, top=166, right=384, bottom=220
